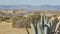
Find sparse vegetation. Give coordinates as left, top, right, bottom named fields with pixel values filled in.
left=0, top=10, right=60, bottom=34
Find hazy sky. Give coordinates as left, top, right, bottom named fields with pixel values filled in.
left=0, top=0, right=60, bottom=6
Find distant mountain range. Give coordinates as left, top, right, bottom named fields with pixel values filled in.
left=0, top=5, right=60, bottom=11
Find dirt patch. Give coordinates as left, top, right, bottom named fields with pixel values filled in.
left=0, top=22, right=33, bottom=34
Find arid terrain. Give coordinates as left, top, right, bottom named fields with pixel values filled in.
left=0, top=21, right=33, bottom=34
left=0, top=10, right=60, bottom=34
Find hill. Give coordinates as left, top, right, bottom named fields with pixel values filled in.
left=0, top=5, right=60, bottom=11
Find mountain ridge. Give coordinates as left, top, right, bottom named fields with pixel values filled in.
left=0, top=5, right=60, bottom=11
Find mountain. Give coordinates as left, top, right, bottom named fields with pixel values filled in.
left=0, top=5, right=60, bottom=11
left=37, top=5, right=60, bottom=10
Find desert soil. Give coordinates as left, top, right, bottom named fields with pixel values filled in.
left=0, top=21, right=33, bottom=34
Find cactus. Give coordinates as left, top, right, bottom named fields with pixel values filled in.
left=29, top=14, right=59, bottom=34
left=29, top=14, right=41, bottom=34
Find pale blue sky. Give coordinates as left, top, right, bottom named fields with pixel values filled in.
left=0, top=0, right=60, bottom=6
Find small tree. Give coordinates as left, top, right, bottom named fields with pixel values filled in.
left=11, top=15, right=31, bottom=34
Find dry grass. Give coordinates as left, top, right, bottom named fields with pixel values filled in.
left=0, top=21, right=33, bottom=34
